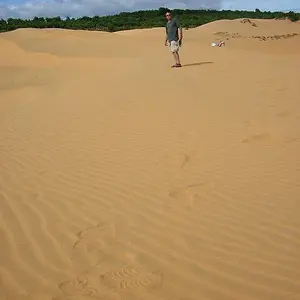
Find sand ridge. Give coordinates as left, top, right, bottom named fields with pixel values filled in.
left=1, top=18, right=300, bottom=300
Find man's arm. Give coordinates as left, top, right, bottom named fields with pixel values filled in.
left=175, top=19, right=182, bottom=46
left=165, top=26, right=168, bottom=45
left=177, top=20, right=183, bottom=41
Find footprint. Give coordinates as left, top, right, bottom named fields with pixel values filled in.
left=276, top=111, right=290, bottom=118
left=168, top=187, right=195, bottom=208
left=167, top=183, right=215, bottom=209
left=161, top=152, right=191, bottom=171
left=241, top=132, right=271, bottom=144
left=180, top=153, right=190, bottom=169
left=100, top=266, right=163, bottom=291
left=71, top=222, right=115, bottom=268
left=59, top=273, right=98, bottom=298
left=58, top=267, right=104, bottom=299
left=73, top=222, right=116, bottom=247
left=58, top=265, right=162, bottom=299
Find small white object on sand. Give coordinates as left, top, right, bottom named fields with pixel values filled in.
left=211, top=40, right=225, bottom=47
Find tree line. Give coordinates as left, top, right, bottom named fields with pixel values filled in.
left=0, top=8, right=299, bottom=33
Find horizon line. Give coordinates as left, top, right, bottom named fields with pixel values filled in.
left=1, top=7, right=299, bottom=21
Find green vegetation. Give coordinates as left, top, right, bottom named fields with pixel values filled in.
left=0, top=8, right=299, bottom=33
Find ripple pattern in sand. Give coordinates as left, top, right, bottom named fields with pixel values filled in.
left=1, top=29, right=300, bottom=300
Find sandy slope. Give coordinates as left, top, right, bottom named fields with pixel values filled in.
left=0, top=18, right=300, bottom=300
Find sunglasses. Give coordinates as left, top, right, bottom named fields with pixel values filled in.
left=166, top=14, right=171, bottom=17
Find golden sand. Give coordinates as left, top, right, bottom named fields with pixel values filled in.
left=1, top=18, right=300, bottom=300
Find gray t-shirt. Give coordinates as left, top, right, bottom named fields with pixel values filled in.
left=166, top=18, right=180, bottom=42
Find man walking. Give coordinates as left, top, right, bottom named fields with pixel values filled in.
left=165, top=10, right=183, bottom=68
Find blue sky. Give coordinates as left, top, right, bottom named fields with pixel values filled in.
left=0, top=0, right=299, bottom=19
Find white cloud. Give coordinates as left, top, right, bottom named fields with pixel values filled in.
left=0, top=0, right=299, bottom=20
left=0, top=0, right=222, bottom=19
left=221, top=0, right=299, bottom=12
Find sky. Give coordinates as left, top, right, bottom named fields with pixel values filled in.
left=0, top=0, right=299, bottom=19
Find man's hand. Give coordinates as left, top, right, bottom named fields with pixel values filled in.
left=165, top=40, right=169, bottom=46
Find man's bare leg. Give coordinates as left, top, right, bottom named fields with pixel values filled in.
left=175, top=52, right=181, bottom=65
left=172, top=52, right=181, bottom=66
left=172, top=52, right=178, bottom=64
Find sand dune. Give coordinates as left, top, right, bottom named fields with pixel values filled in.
left=1, top=19, right=300, bottom=300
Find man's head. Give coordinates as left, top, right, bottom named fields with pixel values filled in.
left=165, top=11, right=172, bottom=21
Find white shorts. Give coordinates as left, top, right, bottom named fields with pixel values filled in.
left=169, top=41, right=180, bottom=53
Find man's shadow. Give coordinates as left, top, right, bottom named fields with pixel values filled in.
left=182, top=61, right=213, bottom=68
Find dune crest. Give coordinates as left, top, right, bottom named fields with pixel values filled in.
left=1, top=18, right=300, bottom=300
